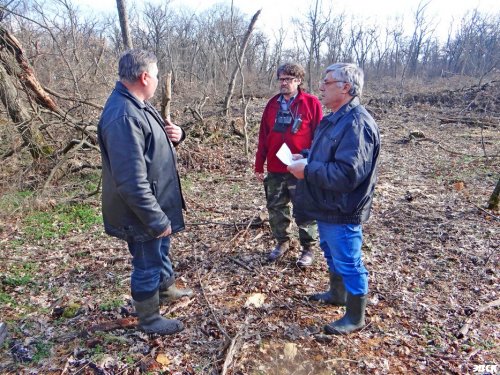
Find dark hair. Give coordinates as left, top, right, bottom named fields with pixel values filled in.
left=118, top=49, right=157, bottom=82
left=277, top=63, right=305, bottom=85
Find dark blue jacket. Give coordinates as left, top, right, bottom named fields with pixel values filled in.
left=98, top=82, right=185, bottom=242
left=295, top=97, right=380, bottom=224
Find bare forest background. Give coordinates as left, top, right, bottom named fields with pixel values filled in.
left=0, top=0, right=499, bottom=373
left=0, top=0, right=498, bottom=190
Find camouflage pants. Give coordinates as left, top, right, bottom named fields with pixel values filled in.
left=263, top=172, right=317, bottom=248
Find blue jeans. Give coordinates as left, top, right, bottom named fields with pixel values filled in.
left=317, top=221, right=368, bottom=295
left=127, top=237, right=174, bottom=301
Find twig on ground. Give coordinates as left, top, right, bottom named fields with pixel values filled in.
left=84, top=317, right=137, bottom=334
left=325, top=358, right=360, bottom=364
left=472, top=203, right=500, bottom=221
left=221, top=332, right=242, bottom=375
left=229, top=256, right=254, bottom=272
left=456, top=298, right=500, bottom=338
left=229, top=210, right=261, bottom=244
left=197, top=270, right=231, bottom=341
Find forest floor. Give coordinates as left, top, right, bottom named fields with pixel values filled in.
left=0, top=78, right=498, bottom=374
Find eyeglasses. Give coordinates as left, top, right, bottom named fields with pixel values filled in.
left=277, top=77, right=297, bottom=83
left=319, top=80, right=346, bottom=87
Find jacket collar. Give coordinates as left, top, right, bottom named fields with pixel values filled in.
left=114, top=81, right=147, bottom=109
left=326, top=96, right=360, bottom=124
left=273, top=88, right=305, bottom=105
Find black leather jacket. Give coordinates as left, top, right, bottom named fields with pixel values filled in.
left=295, top=97, right=380, bottom=224
left=98, top=82, right=185, bottom=242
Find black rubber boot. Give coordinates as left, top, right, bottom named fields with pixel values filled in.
left=324, top=293, right=367, bottom=335
left=267, top=241, right=290, bottom=261
left=159, top=279, right=193, bottom=305
left=309, top=272, right=347, bottom=306
left=134, top=291, right=184, bottom=335
left=296, top=247, right=314, bottom=267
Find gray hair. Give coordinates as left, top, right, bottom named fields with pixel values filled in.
left=118, top=49, right=157, bottom=82
left=325, top=63, right=364, bottom=97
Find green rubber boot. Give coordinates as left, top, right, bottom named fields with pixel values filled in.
left=324, top=293, right=367, bottom=335
left=159, top=278, right=193, bottom=305
left=134, top=291, right=184, bottom=335
left=309, top=272, right=347, bottom=306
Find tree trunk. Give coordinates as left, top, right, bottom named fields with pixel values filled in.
left=487, top=177, right=500, bottom=210
left=116, top=0, right=133, bottom=50
left=0, top=26, right=52, bottom=160
left=161, top=71, right=172, bottom=121
left=223, top=9, right=261, bottom=117
left=0, top=63, right=49, bottom=159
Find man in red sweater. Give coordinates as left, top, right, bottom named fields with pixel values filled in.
left=254, top=63, right=323, bottom=266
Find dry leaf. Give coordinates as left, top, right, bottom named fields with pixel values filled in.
left=453, top=181, right=465, bottom=191
left=245, top=293, right=266, bottom=308
left=156, top=353, right=170, bottom=366
left=283, top=342, right=298, bottom=360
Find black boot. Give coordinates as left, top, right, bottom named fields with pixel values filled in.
left=134, top=291, right=184, bottom=335
left=159, top=278, right=193, bottom=305
left=296, top=247, right=314, bottom=267
left=309, top=272, right=347, bottom=306
left=267, top=241, right=289, bottom=261
left=324, top=293, right=367, bottom=335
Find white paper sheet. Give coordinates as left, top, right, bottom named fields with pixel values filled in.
left=276, top=143, right=293, bottom=165
left=276, top=143, right=307, bottom=166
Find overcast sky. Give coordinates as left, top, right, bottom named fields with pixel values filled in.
left=78, top=0, right=500, bottom=41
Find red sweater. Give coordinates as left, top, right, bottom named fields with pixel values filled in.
left=255, top=89, right=323, bottom=173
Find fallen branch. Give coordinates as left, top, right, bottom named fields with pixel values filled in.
left=472, top=203, right=500, bottom=221
left=197, top=271, right=231, bottom=342
left=437, top=116, right=498, bottom=127
left=229, top=211, right=263, bottom=244
left=42, top=140, right=86, bottom=193
left=84, top=317, right=137, bottom=335
left=229, top=256, right=254, bottom=272
left=43, top=86, right=103, bottom=110
left=325, top=357, right=360, bottom=364
left=456, top=298, right=500, bottom=338
left=221, top=332, right=242, bottom=375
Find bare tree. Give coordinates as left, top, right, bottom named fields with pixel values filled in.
left=349, top=22, right=377, bottom=70
left=401, top=0, right=435, bottom=83
left=444, top=10, right=500, bottom=82
left=116, top=0, right=132, bottom=50
left=223, top=9, right=260, bottom=116
left=295, top=0, right=330, bottom=90
left=323, top=13, right=346, bottom=68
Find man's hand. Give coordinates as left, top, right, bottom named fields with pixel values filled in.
left=254, top=172, right=265, bottom=182
left=287, top=156, right=306, bottom=179
left=157, top=225, right=172, bottom=238
left=164, top=118, right=183, bottom=143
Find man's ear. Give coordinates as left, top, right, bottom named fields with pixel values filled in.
left=140, top=71, right=148, bottom=86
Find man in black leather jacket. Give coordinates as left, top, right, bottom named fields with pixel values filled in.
left=288, top=63, right=380, bottom=335
left=98, top=49, right=192, bottom=335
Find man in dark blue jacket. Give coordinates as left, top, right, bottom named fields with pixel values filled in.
left=288, top=63, right=380, bottom=335
left=98, top=49, right=192, bottom=335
